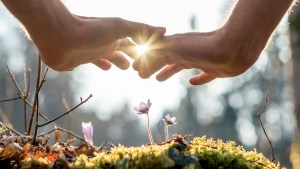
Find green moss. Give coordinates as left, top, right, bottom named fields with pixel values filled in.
left=18, top=136, right=282, bottom=169
left=73, top=143, right=175, bottom=169
left=187, top=136, right=281, bottom=169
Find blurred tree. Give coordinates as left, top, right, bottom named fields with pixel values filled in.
left=289, top=4, right=300, bottom=169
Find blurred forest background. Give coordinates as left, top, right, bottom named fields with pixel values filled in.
left=0, top=1, right=300, bottom=169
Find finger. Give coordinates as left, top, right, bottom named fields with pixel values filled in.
left=116, top=38, right=139, bottom=60
left=132, top=48, right=170, bottom=71
left=132, top=56, right=144, bottom=71
left=108, top=51, right=130, bottom=70
left=189, top=72, right=216, bottom=85
left=124, top=21, right=166, bottom=45
left=76, top=16, right=166, bottom=45
left=109, top=18, right=166, bottom=43
left=156, top=64, right=184, bottom=81
left=93, top=59, right=112, bottom=70
left=138, top=55, right=169, bottom=79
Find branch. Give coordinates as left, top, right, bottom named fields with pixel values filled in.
left=61, top=93, right=72, bottom=139
left=37, top=129, right=57, bottom=137
left=37, top=112, right=89, bottom=145
left=249, top=160, right=272, bottom=169
left=257, top=92, right=275, bottom=162
left=39, top=112, right=56, bottom=127
left=28, top=56, right=42, bottom=136
left=0, top=108, right=12, bottom=128
left=18, top=93, right=33, bottom=108
left=0, top=96, right=21, bottom=103
left=56, top=127, right=87, bottom=143
left=38, top=68, right=49, bottom=92
left=32, top=56, right=43, bottom=143
left=23, top=65, right=27, bottom=96
left=6, top=65, right=24, bottom=96
left=23, top=67, right=31, bottom=134
left=25, top=68, right=31, bottom=97
left=38, top=94, right=93, bottom=128
left=4, top=65, right=31, bottom=135
left=0, top=121, right=24, bottom=136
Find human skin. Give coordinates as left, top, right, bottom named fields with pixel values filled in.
left=132, top=0, right=295, bottom=85
left=1, top=0, right=166, bottom=71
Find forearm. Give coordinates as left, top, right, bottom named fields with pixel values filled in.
left=1, top=0, right=78, bottom=48
left=222, top=0, right=294, bottom=63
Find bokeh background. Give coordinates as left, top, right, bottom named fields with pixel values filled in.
left=0, top=0, right=299, bottom=168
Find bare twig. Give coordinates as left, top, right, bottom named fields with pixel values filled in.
left=0, top=108, right=12, bottom=128
left=61, top=93, right=72, bottom=139
left=18, top=93, right=33, bottom=108
left=37, top=127, right=87, bottom=143
left=39, top=112, right=56, bottom=127
left=249, top=160, right=272, bottom=169
left=38, top=68, right=49, bottom=92
left=108, top=141, right=117, bottom=148
left=4, top=65, right=32, bottom=135
left=57, top=127, right=86, bottom=143
left=24, top=101, right=27, bottom=135
left=23, top=65, right=27, bottom=95
left=32, top=56, right=43, bottom=143
left=37, top=129, right=57, bottom=138
left=0, top=96, right=21, bottom=103
left=32, top=84, right=40, bottom=143
left=0, top=121, right=23, bottom=136
left=25, top=69, right=31, bottom=97
left=257, top=92, right=275, bottom=162
left=33, top=67, right=49, bottom=136
left=37, top=112, right=88, bottom=144
left=6, top=65, right=24, bottom=96
left=38, top=94, right=93, bottom=128
left=57, top=127, right=88, bottom=143
left=28, top=56, right=42, bottom=136
left=23, top=66, right=31, bottom=134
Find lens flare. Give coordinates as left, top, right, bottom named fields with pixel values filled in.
left=135, top=45, right=148, bottom=55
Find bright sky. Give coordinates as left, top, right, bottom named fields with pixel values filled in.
left=63, top=0, right=227, bottom=124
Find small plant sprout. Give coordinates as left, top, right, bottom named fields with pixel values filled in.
left=163, top=114, right=177, bottom=141
left=134, top=99, right=154, bottom=145
left=82, top=121, right=93, bottom=145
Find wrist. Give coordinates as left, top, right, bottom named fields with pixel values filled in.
left=215, top=25, right=262, bottom=77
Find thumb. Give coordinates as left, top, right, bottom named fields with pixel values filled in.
left=77, top=16, right=166, bottom=45
left=189, top=72, right=216, bottom=85
left=120, top=19, right=166, bottom=45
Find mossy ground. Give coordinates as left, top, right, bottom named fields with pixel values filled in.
left=16, top=136, right=282, bottom=169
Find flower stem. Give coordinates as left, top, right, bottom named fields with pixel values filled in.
left=165, top=124, right=169, bottom=141
left=147, top=114, right=154, bottom=145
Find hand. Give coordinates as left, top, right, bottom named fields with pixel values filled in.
left=131, top=0, right=294, bottom=85
left=131, top=30, right=259, bottom=85
left=36, top=16, right=166, bottom=71
left=2, top=0, right=166, bottom=71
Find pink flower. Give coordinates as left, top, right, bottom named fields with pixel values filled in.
left=134, top=99, right=152, bottom=114
left=163, top=114, right=177, bottom=126
left=133, top=99, right=154, bottom=144
left=82, top=121, right=93, bottom=145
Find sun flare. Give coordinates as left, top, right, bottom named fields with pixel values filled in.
left=135, top=45, right=149, bottom=55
